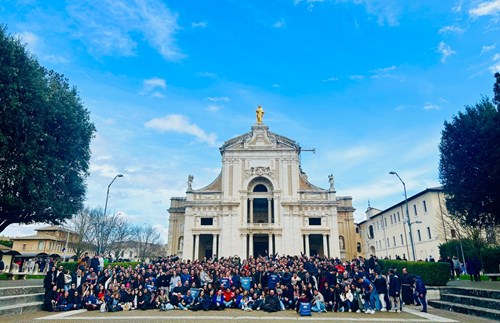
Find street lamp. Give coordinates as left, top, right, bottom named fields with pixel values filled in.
left=389, top=171, right=417, bottom=261
left=104, top=174, right=124, bottom=217
left=99, top=174, right=124, bottom=254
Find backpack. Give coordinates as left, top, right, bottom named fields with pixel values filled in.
left=100, top=303, right=107, bottom=313
left=299, top=302, right=311, bottom=316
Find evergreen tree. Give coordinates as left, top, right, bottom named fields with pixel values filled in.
left=439, top=75, right=500, bottom=227
left=0, top=25, right=95, bottom=232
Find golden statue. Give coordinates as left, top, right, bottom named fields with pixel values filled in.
left=256, top=105, right=264, bottom=124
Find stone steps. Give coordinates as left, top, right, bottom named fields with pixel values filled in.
left=0, top=285, right=44, bottom=317
left=428, top=299, right=500, bottom=321
left=0, top=286, right=44, bottom=297
left=440, top=293, right=500, bottom=309
left=439, top=286, right=500, bottom=300
left=0, top=301, right=44, bottom=316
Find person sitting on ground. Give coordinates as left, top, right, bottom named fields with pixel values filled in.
left=311, top=289, right=327, bottom=313
left=261, top=289, right=281, bottom=312
left=211, top=289, right=226, bottom=310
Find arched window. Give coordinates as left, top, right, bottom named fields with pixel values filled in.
left=38, top=241, right=45, bottom=250
left=357, top=242, right=362, bottom=253
left=368, top=225, right=374, bottom=239
left=339, top=236, right=345, bottom=250
left=253, top=184, right=268, bottom=192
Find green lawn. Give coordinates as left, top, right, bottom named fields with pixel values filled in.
left=0, top=273, right=45, bottom=280
left=458, top=274, right=492, bottom=281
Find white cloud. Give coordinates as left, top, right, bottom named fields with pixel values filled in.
left=272, top=84, right=280, bottom=88
left=207, top=105, right=221, bottom=112
left=141, top=78, right=167, bottom=97
left=437, top=41, right=456, bottom=63
left=370, top=65, right=397, bottom=79
left=90, top=163, right=121, bottom=178
left=206, top=96, right=229, bottom=102
left=452, top=1, right=463, bottom=13
left=469, top=0, right=500, bottom=17
left=144, top=77, right=167, bottom=90
left=489, top=54, right=500, bottom=72
left=18, top=31, right=39, bottom=52
left=438, top=25, right=465, bottom=34
left=272, top=19, right=286, bottom=28
left=191, top=21, right=207, bottom=28
left=66, top=0, right=184, bottom=61
left=481, top=44, right=496, bottom=54
left=424, top=103, right=441, bottom=111
left=349, top=74, right=364, bottom=80
left=145, top=114, right=217, bottom=146
left=323, top=76, right=340, bottom=82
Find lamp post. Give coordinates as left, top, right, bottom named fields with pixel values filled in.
left=99, top=174, right=124, bottom=254
left=389, top=171, right=416, bottom=261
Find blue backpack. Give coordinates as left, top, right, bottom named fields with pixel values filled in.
left=299, top=302, right=311, bottom=316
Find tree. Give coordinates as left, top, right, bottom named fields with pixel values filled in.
left=135, top=224, right=162, bottom=260
left=68, top=208, right=96, bottom=260
left=108, top=217, right=134, bottom=260
left=0, top=25, right=95, bottom=232
left=439, top=75, right=500, bottom=228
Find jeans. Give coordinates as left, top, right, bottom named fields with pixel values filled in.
left=311, top=301, right=325, bottom=312
left=417, top=294, right=427, bottom=312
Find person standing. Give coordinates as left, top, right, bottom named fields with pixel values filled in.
left=374, top=271, right=387, bottom=311
left=400, top=268, right=414, bottom=306
left=413, top=276, right=427, bottom=313
left=388, top=269, right=401, bottom=313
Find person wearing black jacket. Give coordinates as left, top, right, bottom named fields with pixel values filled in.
left=44, top=266, right=57, bottom=295
left=388, top=269, right=401, bottom=313
left=261, top=289, right=280, bottom=312
left=374, top=271, right=388, bottom=311
left=44, top=285, right=59, bottom=311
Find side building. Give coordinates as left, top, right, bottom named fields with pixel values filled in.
left=167, top=119, right=357, bottom=260
left=356, top=187, right=461, bottom=261
left=11, top=226, right=79, bottom=260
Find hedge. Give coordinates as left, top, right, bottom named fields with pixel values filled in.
left=60, top=261, right=141, bottom=273
left=378, top=259, right=450, bottom=286
left=482, top=246, right=500, bottom=273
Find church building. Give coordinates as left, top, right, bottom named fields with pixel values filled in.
left=167, top=107, right=357, bottom=260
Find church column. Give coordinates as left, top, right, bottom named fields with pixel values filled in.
left=194, top=234, right=200, bottom=260
left=323, top=234, right=329, bottom=258
left=268, top=198, right=272, bottom=224
left=212, top=234, right=218, bottom=258
left=305, top=234, right=310, bottom=257
left=249, top=198, right=254, bottom=224
left=249, top=233, right=254, bottom=258
left=269, top=233, right=274, bottom=255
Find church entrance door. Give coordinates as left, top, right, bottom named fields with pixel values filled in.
left=253, top=234, right=269, bottom=257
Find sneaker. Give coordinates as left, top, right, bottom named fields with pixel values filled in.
left=370, top=310, right=375, bottom=314
left=183, top=308, right=188, bottom=311
left=256, top=307, right=260, bottom=311
left=349, top=309, right=352, bottom=312
left=381, top=308, right=387, bottom=312
left=356, top=309, right=361, bottom=313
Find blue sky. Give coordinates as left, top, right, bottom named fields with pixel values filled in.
left=2, top=0, right=499, bottom=242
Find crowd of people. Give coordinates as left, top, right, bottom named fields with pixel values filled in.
left=43, top=253, right=428, bottom=315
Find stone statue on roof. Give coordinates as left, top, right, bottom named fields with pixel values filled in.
left=187, top=175, right=194, bottom=191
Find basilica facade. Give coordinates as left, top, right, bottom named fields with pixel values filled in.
left=167, top=116, right=357, bottom=261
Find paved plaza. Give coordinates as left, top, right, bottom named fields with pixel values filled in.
left=1, top=305, right=496, bottom=323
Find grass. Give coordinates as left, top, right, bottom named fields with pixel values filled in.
left=457, top=274, right=492, bottom=281
left=0, top=273, right=45, bottom=280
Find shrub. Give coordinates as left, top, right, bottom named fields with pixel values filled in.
left=482, top=246, right=500, bottom=273
left=378, top=259, right=449, bottom=286
left=60, top=261, right=78, bottom=273
left=60, top=261, right=141, bottom=273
